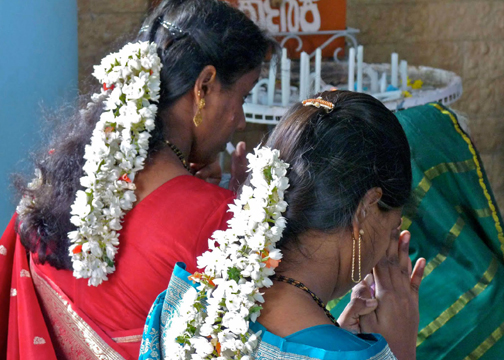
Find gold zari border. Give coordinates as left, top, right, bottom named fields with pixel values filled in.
left=252, top=334, right=397, bottom=360
left=402, top=159, right=476, bottom=230
left=31, top=267, right=126, bottom=360
left=422, top=216, right=465, bottom=279
left=112, top=335, right=143, bottom=343
left=463, top=321, right=504, bottom=360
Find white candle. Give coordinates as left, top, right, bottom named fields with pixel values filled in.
left=357, top=45, right=363, bottom=92
left=315, top=48, right=322, bottom=94
left=281, top=50, right=291, bottom=107
left=368, top=66, right=379, bottom=93
left=348, top=47, right=355, bottom=91
left=252, top=83, right=259, bottom=104
left=391, top=53, right=399, bottom=88
left=267, top=55, right=277, bottom=106
left=380, top=72, right=387, bottom=93
left=303, top=52, right=310, bottom=98
left=299, top=53, right=305, bottom=101
left=299, top=52, right=309, bottom=101
left=400, top=60, right=408, bottom=91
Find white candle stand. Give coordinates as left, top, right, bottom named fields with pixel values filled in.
left=244, top=36, right=462, bottom=125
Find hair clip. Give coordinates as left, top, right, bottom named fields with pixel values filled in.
left=159, top=19, right=185, bottom=37
left=302, top=97, right=334, bottom=112
left=138, top=25, right=149, bottom=34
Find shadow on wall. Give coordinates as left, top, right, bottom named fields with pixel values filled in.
left=0, top=0, right=78, bottom=229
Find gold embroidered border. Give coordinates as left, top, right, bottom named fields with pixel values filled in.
left=253, top=336, right=397, bottom=360
left=416, top=257, right=499, bottom=347
left=454, top=206, right=493, bottom=219
left=31, top=266, right=126, bottom=360
left=112, top=335, right=143, bottom=343
left=254, top=341, right=318, bottom=360
left=161, top=274, right=192, bottom=326
left=473, top=208, right=493, bottom=218
left=422, top=216, right=465, bottom=279
left=402, top=159, right=476, bottom=230
left=430, top=103, right=504, bottom=260
left=463, top=320, right=504, bottom=360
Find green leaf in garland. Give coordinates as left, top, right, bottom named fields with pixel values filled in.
left=227, top=267, right=241, bottom=282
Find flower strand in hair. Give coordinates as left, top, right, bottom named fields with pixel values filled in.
left=68, top=41, right=162, bottom=286
left=156, top=146, right=290, bottom=359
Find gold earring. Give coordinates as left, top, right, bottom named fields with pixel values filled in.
left=351, top=233, right=362, bottom=283
left=193, top=90, right=205, bottom=127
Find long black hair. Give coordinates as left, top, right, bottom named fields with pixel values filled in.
left=266, top=91, right=412, bottom=249
left=15, top=0, right=275, bottom=269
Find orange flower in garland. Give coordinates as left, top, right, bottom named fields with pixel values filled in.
left=188, top=272, right=216, bottom=287
left=72, top=244, right=83, bottom=254
left=261, top=249, right=282, bottom=269
left=119, top=174, right=132, bottom=183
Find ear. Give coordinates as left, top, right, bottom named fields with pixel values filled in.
left=351, top=187, right=383, bottom=239
left=193, top=65, right=217, bottom=102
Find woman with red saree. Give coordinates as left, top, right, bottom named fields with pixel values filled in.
left=0, top=1, right=275, bottom=358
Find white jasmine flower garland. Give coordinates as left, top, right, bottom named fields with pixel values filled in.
left=68, top=41, right=162, bottom=286
left=169, top=147, right=290, bottom=359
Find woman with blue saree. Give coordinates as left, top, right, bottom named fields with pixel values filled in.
left=140, top=91, right=426, bottom=360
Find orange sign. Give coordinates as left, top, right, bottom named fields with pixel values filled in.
left=226, top=0, right=347, bottom=59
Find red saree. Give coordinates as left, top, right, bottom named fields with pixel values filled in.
left=0, top=175, right=234, bottom=359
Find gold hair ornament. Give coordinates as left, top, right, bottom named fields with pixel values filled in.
left=302, top=96, right=334, bottom=113
left=193, top=91, right=205, bottom=127
left=352, top=233, right=362, bottom=283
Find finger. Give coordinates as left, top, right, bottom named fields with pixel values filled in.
left=190, top=163, right=204, bottom=172
left=229, top=142, right=247, bottom=192
left=376, top=228, right=401, bottom=292
left=385, top=226, right=401, bottom=264
left=194, top=164, right=220, bottom=180
left=410, top=257, right=426, bottom=294
left=235, top=141, right=246, bottom=157
left=373, top=255, right=393, bottom=292
left=232, top=142, right=247, bottom=173
left=341, top=297, right=379, bottom=320
left=358, top=304, right=379, bottom=333
left=367, top=272, right=376, bottom=298
left=338, top=297, right=378, bottom=333
left=408, top=254, right=413, bottom=275
left=373, top=225, right=402, bottom=292
left=393, top=231, right=412, bottom=289
left=352, top=273, right=374, bottom=299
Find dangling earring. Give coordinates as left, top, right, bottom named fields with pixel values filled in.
left=193, top=90, right=205, bottom=127
left=351, top=233, right=362, bottom=283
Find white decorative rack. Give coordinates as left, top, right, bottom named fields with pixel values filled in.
left=244, top=44, right=463, bottom=125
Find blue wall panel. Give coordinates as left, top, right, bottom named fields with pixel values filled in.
left=0, top=0, right=78, bottom=229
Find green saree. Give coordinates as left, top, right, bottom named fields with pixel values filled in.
left=329, top=103, right=504, bottom=360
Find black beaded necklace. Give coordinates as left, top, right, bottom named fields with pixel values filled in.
left=272, top=275, right=339, bottom=327
left=165, top=140, right=191, bottom=172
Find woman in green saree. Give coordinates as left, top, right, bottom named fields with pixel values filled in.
left=141, top=91, right=426, bottom=359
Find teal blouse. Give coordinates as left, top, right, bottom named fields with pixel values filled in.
left=139, top=263, right=396, bottom=360
left=249, top=321, right=394, bottom=359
